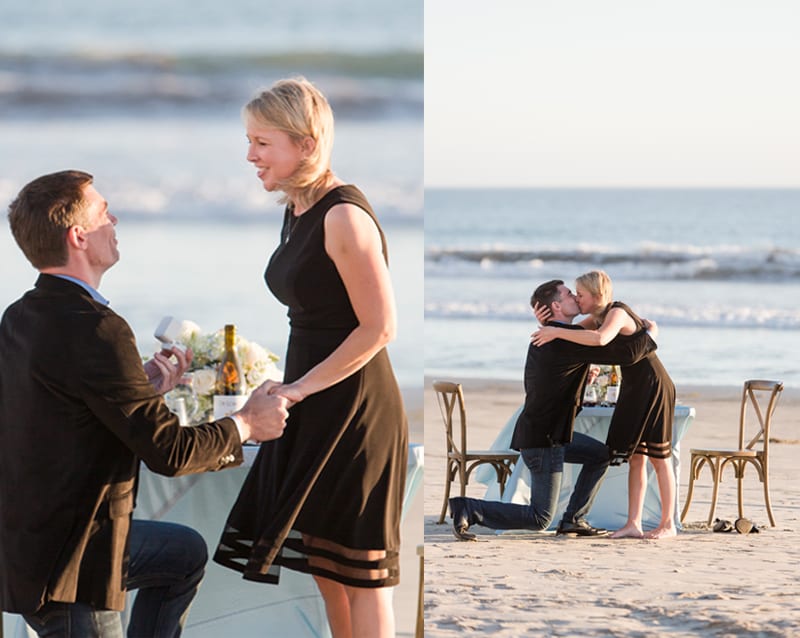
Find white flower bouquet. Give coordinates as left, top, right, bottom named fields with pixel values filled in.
left=165, top=321, right=283, bottom=422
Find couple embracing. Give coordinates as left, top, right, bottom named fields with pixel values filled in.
left=450, top=271, right=677, bottom=541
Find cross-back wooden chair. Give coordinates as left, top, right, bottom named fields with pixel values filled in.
left=433, top=380, right=518, bottom=524
left=681, top=379, right=783, bottom=527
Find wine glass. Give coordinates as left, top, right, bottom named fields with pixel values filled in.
left=166, top=374, right=199, bottom=425
left=583, top=384, right=598, bottom=406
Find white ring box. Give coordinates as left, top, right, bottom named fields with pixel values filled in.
left=154, top=316, right=186, bottom=353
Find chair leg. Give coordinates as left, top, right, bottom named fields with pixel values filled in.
left=707, top=460, right=722, bottom=526
left=762, top=465, right=776, bottom=526
left=680, top=457, right=699, bottom=523
left=438, top=463, right=453, bottom=524
left=736, top=463, right=745, bottom=521
left=497, top=464, right=507, bottom=498
left=458, top=461, right=467, bottom=498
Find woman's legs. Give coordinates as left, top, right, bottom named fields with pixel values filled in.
left=642, top=456, right=677, bottom=539
left=313, top=575, right=395, bottom=638
left=610, top=453, right=647, bottom=538
left=348, top=585, right=395, bottom=638
left=314, top=575, right=352, bottom=638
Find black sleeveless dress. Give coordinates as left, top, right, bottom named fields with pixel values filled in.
left=214, top=185, right=408, bottom=588
left=605, top=302, right=676, bottom=465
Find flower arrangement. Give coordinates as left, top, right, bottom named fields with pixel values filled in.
left=166, top=321, right=283, bottom=422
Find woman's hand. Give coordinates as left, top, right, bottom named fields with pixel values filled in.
left=531, top=326, right=558, bottom=346
left=267, top=382, right=306, bottom=407
left=533, top=302, right=552, bottom=326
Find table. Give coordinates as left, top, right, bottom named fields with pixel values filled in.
left=477, top=406, right=695, bottom=531
left=7, top=444, right=423, bottom=638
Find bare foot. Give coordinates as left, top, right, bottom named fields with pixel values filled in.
left=610, top=524, right=643, bottom=539
left=643, top=525, right=677, bottom=540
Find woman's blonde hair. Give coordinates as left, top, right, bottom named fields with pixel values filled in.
left=576, top=270, right=614, bottom=321
left=244, top=76, right=335, bottom=208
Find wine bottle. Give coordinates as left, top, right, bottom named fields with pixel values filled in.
left=213, top=324, right=247, bottom=418
left=605, top=365, right=620, bottom=405
left=216, top=324, right=244, bottom=394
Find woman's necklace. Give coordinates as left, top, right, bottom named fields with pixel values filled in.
left=284, top=204, right=303, bottom=244
left=284, top=213, right=296, bottom=244
left=283, top=185, right=335, bottom=244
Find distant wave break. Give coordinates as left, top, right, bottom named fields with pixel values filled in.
left=424, top=301, right=800, bottom=330
left=425, top=245, right=800, bottom=282
left=0, top=50, right=423, bottom=117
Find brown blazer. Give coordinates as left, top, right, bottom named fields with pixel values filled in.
left=510, top=323, right=657, bottom=450
left=0, top=275, right=244, bottom=613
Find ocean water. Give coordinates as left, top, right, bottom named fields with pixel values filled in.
left=425, top=188, right=800, bottom=388
left=0, top=0, right=423, bottom=387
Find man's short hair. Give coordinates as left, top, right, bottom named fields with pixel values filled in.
left=531, top=279, right=564, bottom=310
left=8, top=170, right=94, bottom=269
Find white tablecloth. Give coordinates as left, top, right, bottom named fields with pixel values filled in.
left=6, top=444, right=423, bottom=638
left=478, top=406, right=695, bottom=531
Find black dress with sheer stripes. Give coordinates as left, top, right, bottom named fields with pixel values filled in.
left=214, top=185, right=408, bottom=587
left=605, top=301, right=676, bottom=465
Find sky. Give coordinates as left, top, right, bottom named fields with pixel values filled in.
left=425, top=0, right=800, bottom=187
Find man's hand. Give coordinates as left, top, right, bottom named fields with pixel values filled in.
left=145, top=346, right=193, bottom=394
left=266, top=381, right=305, bottom=407
left=235, top=380, right=290, bottom=442
left=642, top=318, right=659, bottom=340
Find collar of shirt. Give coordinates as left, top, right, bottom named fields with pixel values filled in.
left=51, top=274, right=110, bottom=306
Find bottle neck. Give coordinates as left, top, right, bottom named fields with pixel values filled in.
left=224, top=325, right=236, bottom=350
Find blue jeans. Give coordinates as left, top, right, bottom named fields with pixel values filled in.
left=22, top=520, right=207, bottom=638
left=456, top=432, right=610, bottom=530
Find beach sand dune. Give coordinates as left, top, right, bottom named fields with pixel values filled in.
left=423, top=378, right=800, bottom=637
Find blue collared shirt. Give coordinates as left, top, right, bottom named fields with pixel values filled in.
left=51, top=274, right=110, bottom=306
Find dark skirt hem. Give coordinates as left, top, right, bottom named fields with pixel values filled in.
left=213, top=531, right=401, bottom=589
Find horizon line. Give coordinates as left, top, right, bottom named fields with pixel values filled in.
left=424, top=184, right=800, bottom=190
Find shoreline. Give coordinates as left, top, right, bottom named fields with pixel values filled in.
left=423, top=376, right=800, bottom=636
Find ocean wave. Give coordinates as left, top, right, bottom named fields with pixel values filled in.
left=0, top=176, right=423, bottom=221
left=425, top=300, right=800, bottom=330
left=0, top=50, right=422, bottom=118
left=425, top=243, right=800, bottom=282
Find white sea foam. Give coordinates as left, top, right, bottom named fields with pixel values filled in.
left=424, top=300, right=800, bottom=330
left=426, top=242, right=800, bottom=282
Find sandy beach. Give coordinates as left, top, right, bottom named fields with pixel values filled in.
left=423, top=377, right=800, bottom=636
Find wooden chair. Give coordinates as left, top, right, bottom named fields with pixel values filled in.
left=681, top=379, right=783, bottom=527
left=433, top=380, right=518, bottom=524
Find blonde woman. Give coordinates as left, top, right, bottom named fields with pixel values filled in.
left=214, top=77, right=407, bottom=637
left=532, top=270, right=676, bottom=539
